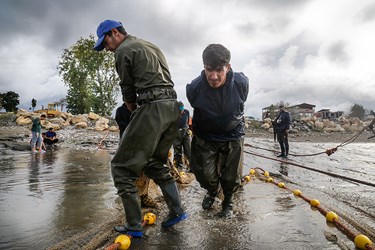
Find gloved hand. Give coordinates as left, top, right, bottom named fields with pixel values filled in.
left=187, top=129, right=193, bottom=136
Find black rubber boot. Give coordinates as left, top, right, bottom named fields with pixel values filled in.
left=114, top=193, right=143, bottom=237
left=160, top=182, right=188, bottom=228
left=202, top=192, right=217, bottom=210
left=217, top=194, right=233, bottom=218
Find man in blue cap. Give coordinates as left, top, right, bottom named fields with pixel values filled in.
left=93, top=20, right=187, bottom=237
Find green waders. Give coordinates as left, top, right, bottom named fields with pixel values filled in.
left=111, top=96, right=186, bottom=232
left=191, top=136, right=244, bottom=213
left=173, top=128, right=191, bottom=169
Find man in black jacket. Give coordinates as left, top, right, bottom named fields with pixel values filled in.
left=186, top=44, right=249, bottom=217
left=274, top=105, right=291, bottom=158
left=173, top=104, right=192, bottom=171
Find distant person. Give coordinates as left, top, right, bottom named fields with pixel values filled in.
left=274, top=104, right=291, bottom=158
left=115, top=103, right=132, bottom=139
left=31, top=114, right=46, bottom=153
left=44, top=128, right=59, bottom=148
left=186, top=44, right=249, bottom=218
left=173, top=104, right=192, bottom=171
left=93, top=19, right=187, bottom=236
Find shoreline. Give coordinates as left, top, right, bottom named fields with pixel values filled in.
left=0, top=125, right=374, bottom=152
left=247, top=129, right=374, bottom=143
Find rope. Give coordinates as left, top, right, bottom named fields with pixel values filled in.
left=97, top=129, right=110, bottom=149
left=248, top=117, right=375, bottom=157
left=244, top=150, right=375, bottom=188
left=245, top=171, right=374, bottom=250
left=246, top=143, right=336, bottom=157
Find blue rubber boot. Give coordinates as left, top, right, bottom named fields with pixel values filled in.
left=161, top=212, right=188, bottom=228
left=114, top=193, right=143, bottom=237
left=160, top=182, right=188, bottom=228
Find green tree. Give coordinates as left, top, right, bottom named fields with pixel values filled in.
left=0, top=91, right=20, bottom=112
left=31, top=98, right=37, bottom=111
left=58, top=35, right=119, bottom=115
left=349, top=103, right=365, bottom=120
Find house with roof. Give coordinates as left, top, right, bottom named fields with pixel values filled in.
left=288, top=103, right=316, bottom=119
left=262, top=103, right=316, bottom=120
left=315, top=109, right=344, bottom=119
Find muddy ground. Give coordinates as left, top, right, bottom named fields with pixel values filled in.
left=0, top=125, right=374, bottom=250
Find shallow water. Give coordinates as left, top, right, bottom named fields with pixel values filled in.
left=0, top=138, right=374, bottom=249
left=0, top=148, right=117, bottom=249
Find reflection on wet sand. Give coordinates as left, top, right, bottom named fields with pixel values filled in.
left=0, top=137, right=374, bottom=249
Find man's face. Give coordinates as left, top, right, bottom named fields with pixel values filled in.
left=204, top=64, right=231, bottom=88
left=103, top=29, right=122, bottom=52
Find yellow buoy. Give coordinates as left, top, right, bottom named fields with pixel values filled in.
left=354, top=234, right=373, bottom=250
left=278, top=182, right=285, bottom=188
left=115, top=234, right=131, bottom=250
left=249, top=169, right=256, bottom=175
left=326, top=211, right=339, bottom=222
left=293, top=190, right=302, bottom=196
left=310, top=199, right=320, bottom=207
left=264, top=171, right=270, bottom=177
left=143, top=212, right=157, bottom=225
left=244, top=175, right=251, bottom=182
left=266, top=177, right=273, bottom=183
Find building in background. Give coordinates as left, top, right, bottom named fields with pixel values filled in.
left=315, top=109, right=344, bottom=119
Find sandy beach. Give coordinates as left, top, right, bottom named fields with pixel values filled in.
left=1, top=124, right=374, bottom=151
left=0, top=124, right=374, bottom=249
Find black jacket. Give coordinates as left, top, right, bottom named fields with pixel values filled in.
left=186, top=69, right=249, bottom=142
left=275, top=110, right=291, bottom=132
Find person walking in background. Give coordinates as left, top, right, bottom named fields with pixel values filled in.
left=94, top=19, right=187, bottom=237
left=274, top=104, right=291, bottom=158
left=186, top=44, right=249, bottom=218
left=31, top=114, right=46, bottom=153
left=173, top=103, right=192, bottom=171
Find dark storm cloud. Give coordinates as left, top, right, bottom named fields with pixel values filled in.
left=258, top=33, right=320, bottom=69
left=239, top=0, right=312, bottom=10
left=2, top=1, right=111, bottom=51
left=326, top=41, right=349, bottom=65
left=355, top=2, right=375, bottom=23
left=263, top=16, right=292, bottom=33
left=237, top=21, right=257, bottom=35
left=0, top=0, right=99, bottom=49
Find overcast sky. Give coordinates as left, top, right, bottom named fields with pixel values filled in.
left=1, top=0, right=375, bottom=119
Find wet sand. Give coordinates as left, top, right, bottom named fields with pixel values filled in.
left=0, top=126, right=374, bottom=249
left=1, top=125, right=374, bottom=147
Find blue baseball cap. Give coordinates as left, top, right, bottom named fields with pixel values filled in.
left=94, top=20, right=123, bottom=51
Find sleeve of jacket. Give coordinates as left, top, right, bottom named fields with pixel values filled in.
left=237, top=72, right=249, bottom=102
left=186, top=76, right=201, bottom=107
left=115, top=48, right=137, bottom=104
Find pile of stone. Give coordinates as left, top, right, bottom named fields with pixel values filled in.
left=15, top=109, right=119, bottom=132
left=254, top=116, right=369, bottom=134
